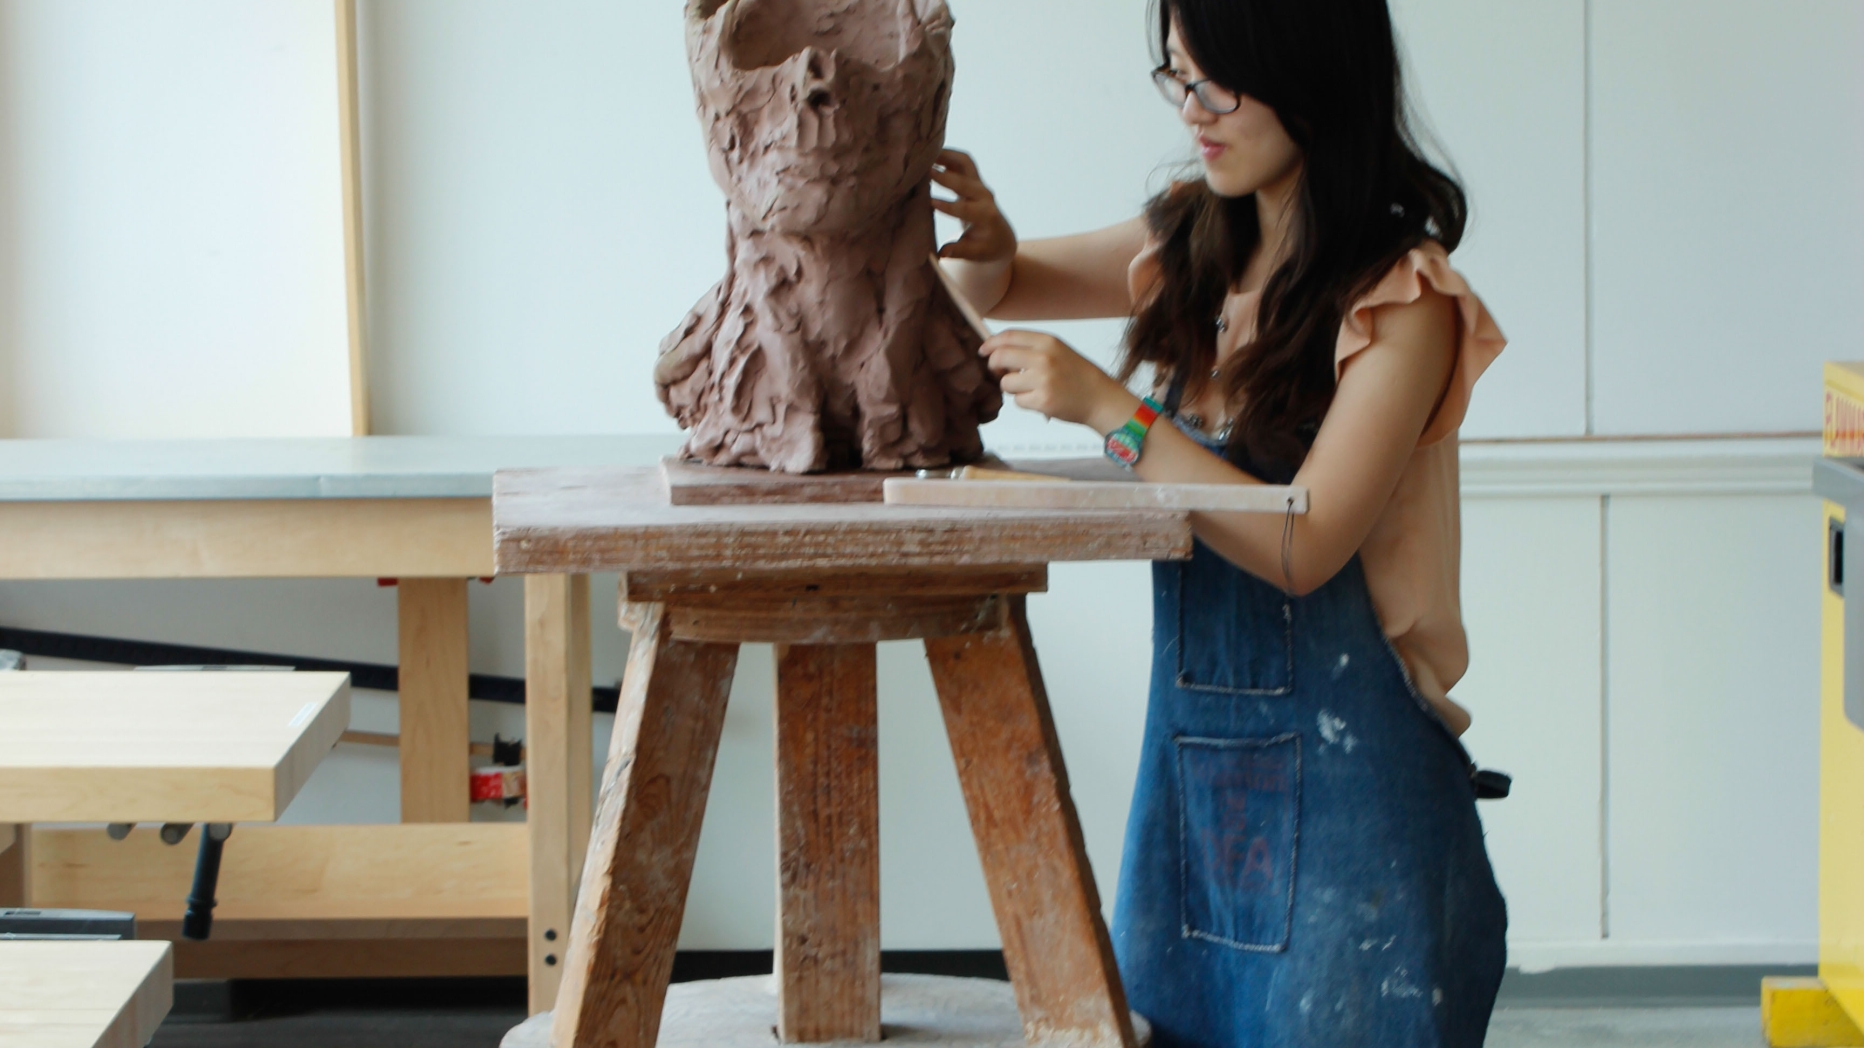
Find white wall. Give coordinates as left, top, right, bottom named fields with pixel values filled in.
left=0, top=0, right=352, bottom=438
left=1455, top=442, right=1822, bottom=970
left=1590, top=0, right=1864, bottom=435
left=0, top=0, right=1856, bottom=967
left=5, top=0, right=1855, bottom=440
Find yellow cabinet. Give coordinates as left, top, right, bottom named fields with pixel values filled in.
left=1790, top=362, right=1864, bottom=1043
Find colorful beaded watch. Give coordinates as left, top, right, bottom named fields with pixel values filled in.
left=1104, top=397, right=1164, bottom=468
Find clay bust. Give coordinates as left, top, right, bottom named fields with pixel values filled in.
left=656, top=0, right=1000, bottom=473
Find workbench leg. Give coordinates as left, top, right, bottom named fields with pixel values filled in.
left=398, top=578, right=471, bottom=823
left=0, top=824, right=27, bottom=907
left=774, top=643, right=881, bottom=1043
left=550, top=603, right=738, bottom=1048
left=925, top=596, right=1138, bottom=1048
left=524, top=574, right=593, bottom=1015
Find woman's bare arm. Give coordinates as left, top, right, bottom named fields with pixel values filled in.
left=985, top=288, right=1458, bottom=597
left=1131, top=291, right=1455, bottom=595
left=989, top=220, right=1150, bottom=321
left=932, top=150, right=1146, bottom=322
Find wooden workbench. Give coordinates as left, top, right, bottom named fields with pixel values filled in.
left=0, top=435, right=676, bottom=987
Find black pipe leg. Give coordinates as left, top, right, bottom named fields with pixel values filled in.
left=181, top=823, right=232, bottom=941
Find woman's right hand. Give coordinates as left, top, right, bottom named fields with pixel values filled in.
left=932, top=150, right=1016, bottom=264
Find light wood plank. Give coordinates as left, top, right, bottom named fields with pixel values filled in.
left=0, top=941, right=172, bottom=1048
left=774, top=644, right=881, bottom=1043
left=334, top=0, right=370, bottom=437
left=551, top=605, right=738, bottom=1047
left=884, top=477, right=1307, bottom=514
left=924, top=597, right=1137, bottom=1048
left=0, top=498, right=494, bottom=579
left=0, top=672, right=349, bottom=823
left=398, top=579, right=471, bottom=823
left=494, top=468, right=1190, bottom=575
left=524, top=573, right=593, bottom=1014
left=169, top=936, right=526, bottom=981
left=136, top=917, right=522, bottom=942
left=30, top=824, right=527, bottom=921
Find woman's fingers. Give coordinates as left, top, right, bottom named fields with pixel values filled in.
left=930, top=196, right=988, bottom=222
left=938, top=238, right=994, bottom=261
left=930, top=169, right=989, bottom=204
left=935, top=149, right=980, bottom=179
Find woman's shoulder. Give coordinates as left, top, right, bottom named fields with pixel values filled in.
left=1336, top=240, right=1507, bottom=446
left=1125, top=180, right=1213, bottom=308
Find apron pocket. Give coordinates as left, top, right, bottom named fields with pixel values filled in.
left=1175, top=544, right=1293, bottom=695
left=1174, top=733, right=1301, bottom=952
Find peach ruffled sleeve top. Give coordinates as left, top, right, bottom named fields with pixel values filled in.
left=1131, top=240, right=1507, bottom=707
left=1337, top=243, right=1506, bottom=704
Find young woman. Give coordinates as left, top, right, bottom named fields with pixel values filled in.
left=933, top=0, right=1509, bottom=1044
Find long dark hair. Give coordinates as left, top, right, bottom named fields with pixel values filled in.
left=1121, top=0, right=1467, bottom=471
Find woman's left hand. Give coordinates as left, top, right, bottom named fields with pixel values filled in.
left=981, top=330, right=1139, bottom=434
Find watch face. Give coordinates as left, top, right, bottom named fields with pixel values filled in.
left=1105, top=429, right=1141, bottom=467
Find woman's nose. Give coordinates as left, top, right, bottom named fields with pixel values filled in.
left=1179, top=92, right=1218, bottom=127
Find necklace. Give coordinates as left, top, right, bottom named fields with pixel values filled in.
left=1185, top=311, right=1234, bottom=439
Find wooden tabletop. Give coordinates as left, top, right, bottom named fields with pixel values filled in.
left=0, top=941, right=172, bottom=1048
left=493, top=467, right=1194, bottom=574
left=0, top=435, right=680, bottom=502
left=0, top=672, right=350, bottom=823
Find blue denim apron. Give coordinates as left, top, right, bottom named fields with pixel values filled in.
left=1110, top=429, right=1507, bottom=1047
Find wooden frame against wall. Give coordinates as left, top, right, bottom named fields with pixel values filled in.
left=335, top=0, right=370, bottom=436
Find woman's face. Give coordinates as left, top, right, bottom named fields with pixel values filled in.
left=1164, top=25, right=1302, bottom=200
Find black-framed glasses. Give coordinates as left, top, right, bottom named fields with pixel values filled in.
left=1151, top=67, right=1241, bottom=115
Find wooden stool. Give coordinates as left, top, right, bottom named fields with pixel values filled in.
left=494, top=466, right=1193, bottom=1048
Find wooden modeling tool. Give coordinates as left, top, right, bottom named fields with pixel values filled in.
left=930, top=254, right=994, bottom=340
left=886, top=474, right=1308, bottom=514
left=916, top=465, right=1064, bottom=483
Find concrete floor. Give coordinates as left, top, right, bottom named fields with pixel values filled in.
left=147, top=969, right=1784, bottom=1048
left=1487, top=1006, right=1764, bottom=1048
left=152, top=1006, right=1770, bottom=1048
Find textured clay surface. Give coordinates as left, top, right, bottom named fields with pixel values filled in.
left=502, top=974, right=1153, bottom=1047
left=656, top=0, right=1000, bottom=473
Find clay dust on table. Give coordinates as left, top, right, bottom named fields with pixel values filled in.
left=656, top=0, right=1001, bottom=474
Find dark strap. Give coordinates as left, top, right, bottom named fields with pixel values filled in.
left=1161, top=366, right=1188, bottom=419
left=1471, top=768, right=1512, bottom=800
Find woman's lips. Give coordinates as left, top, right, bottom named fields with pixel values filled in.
left=1197, top=137, right=1227, bottom=160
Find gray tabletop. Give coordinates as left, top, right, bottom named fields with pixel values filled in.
left=1816, top=457, right=1864, bottom=506
left=0, top=435, right=685, bottom=501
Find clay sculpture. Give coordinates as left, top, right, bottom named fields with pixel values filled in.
left=656, top=0, right=1000, bottom=473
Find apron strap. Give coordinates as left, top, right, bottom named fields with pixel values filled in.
left=1162, top=366, right=1188, bottom=420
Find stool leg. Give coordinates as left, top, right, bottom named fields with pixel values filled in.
left=551, top=603, right=739, bottom=1048
left=775, top=643, right=881, bottom=1043
left=925, top=596, right=1138, bottom=1048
